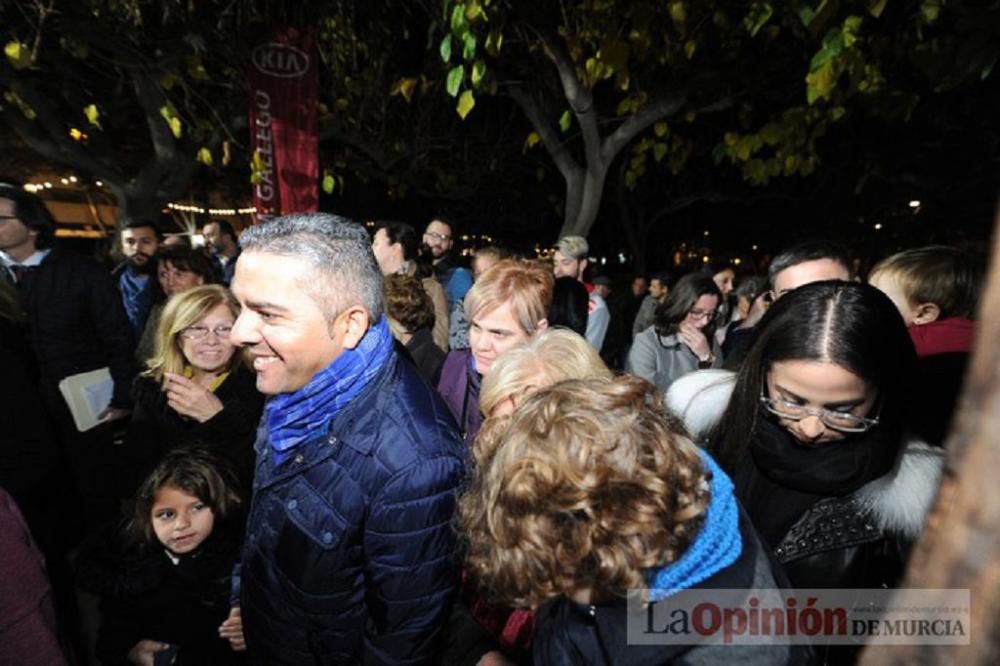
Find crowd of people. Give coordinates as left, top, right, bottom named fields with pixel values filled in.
left=0, top=178, right=987, bottom=665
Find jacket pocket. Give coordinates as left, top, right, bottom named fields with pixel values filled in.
left=273, top=476, right=361, bottom=598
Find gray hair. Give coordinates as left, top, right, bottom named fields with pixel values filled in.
left=556, top=235, right=589, bottom=260
left=240, top=213, right=385, bottom=321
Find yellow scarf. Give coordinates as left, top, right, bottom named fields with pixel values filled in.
left=183, top=366, right=230, bottom=392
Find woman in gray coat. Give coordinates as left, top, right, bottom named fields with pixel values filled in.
left=627, top=273, right=724, bottom=392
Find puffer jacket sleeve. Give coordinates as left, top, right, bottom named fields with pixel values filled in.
left=362, top=455, right=464, bottom=665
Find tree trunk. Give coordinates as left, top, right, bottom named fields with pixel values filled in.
left=859, top=211, right=1000, bottom=664
left=559, top=161, right=608, bottom=239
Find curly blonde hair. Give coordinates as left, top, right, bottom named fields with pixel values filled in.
left=460, top=375, right=710, bottom=608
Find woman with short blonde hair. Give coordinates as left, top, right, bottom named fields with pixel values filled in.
left=437, top=259, right=553, bottom=441
left=463, top=258, right=553, bottom=336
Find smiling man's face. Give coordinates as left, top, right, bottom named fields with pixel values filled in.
left=230, top=251, right=347, bottom=395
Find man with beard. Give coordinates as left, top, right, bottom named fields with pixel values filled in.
left=113, top=220, right=161, bottom=338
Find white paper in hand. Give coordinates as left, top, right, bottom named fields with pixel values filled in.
left=58, top=368, right=114, bottom=432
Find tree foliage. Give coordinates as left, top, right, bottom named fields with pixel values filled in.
left=1, top=0, right=255, bottom=221
left=430, top=0, right=999, bottom=239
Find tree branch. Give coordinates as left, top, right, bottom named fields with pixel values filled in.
left=507, top=83, right=580, bottom=183
left=540, top=37, right=602, bottom=170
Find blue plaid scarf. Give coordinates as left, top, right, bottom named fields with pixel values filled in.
left=265, top=317, right=394, bottom=465
left=646, top=449, right=743, bottom=601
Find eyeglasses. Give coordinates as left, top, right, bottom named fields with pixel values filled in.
left=180, top=324, right=233, bottom=340
left=760, top=388, right=881, bottom=433
left=424, top=231, right=451, bottom=242
left=687, top=308, right=717, bottom=321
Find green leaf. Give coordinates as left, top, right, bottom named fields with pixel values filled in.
left=450, top=3, right=468, bottom=34
left=485, top=30, right=503, bottom=56
left=806, top=60, right=836, bottom=104
left=760, top=123, right=782, bottom=145
left=197, top=147, right=213, bottom=166
left=810, top=30, right=844, bottom=71
left=4, top=41, right=32, bottom=70
left=559, top=110, right=572, bottom=132
left=745, top=3, right=774, bottom=37
left=921, top=0, right=941, bottom=23
left=669, top=2, right=687, bottom=26
left=463, top=33, right=477, bottom=60
left=446, top=65, right=464, bottom=97
left=188, top=59, right=209, bottom=81
left=440, top=34, right=452, bottom=62
left=471, top=60, right=486, bottom=87
left=798, top=6, right=816, bottom=27
left=391, top=77, right=418, bottom=102
left=842, top=15, right=863, bottom=47
left=653, top=142, right=668, bottom=162
left=456, top=89, right=476, bottom=119
left=868, top=0, right=888, bottom=18
left=322, top=172, right=335, bottom=194
left=465, top=0, right=483, bottom=21
left=168, top=117, right=183, bottom=138
left=523, top=131, right=541, bottom=153
left=654, top=121, right=669, bottom=138
left=83, top=104, right=102, bottom=128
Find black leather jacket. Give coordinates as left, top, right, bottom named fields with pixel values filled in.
left=774, top=494, right=909, bottom=591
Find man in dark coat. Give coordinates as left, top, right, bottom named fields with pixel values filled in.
left=226, top=213, right=466, bottom=665
left=0, top=181, right=135, bottom=537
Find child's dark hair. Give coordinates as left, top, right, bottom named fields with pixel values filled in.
left=129, top=446, right=242, bottom=546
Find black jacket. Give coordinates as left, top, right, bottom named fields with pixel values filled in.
left=18, top=247, right=136, bottom=407
left=120, top=365, right=263, bottom=495
left=76, top=521, right=245, bottom=666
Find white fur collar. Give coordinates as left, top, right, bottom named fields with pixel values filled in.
left=664, top=369, right=735, bottom=441
left=853, top=439, right=944, bottom=539
left=664, top=369, right=945, bottom=538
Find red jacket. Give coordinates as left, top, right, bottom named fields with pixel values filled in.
left=909, top=318, right=975, bottom=358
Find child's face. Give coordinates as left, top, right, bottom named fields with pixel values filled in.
left=869, top=271, right=918, bottom=326
left=151, top=485, right=215, bottom=555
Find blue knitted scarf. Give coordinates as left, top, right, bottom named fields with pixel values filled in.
left=646, top=450, right=743, bottom=601
left=265, top=317, right=393, bottom=465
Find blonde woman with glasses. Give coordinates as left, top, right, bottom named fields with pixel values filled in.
left=121, top=285, right=263, bottom=495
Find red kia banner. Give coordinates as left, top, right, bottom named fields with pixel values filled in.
left=248, top=27, right=319, bottom=217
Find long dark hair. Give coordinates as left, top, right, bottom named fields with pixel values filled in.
left=709, top=281, right=917, bottom=471
left=548, top=276, right=589, bottom=336
left=653, top=273, right=722, bottom=340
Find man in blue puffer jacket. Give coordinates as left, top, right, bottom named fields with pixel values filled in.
left=225, top=213, right=466, bottom=664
